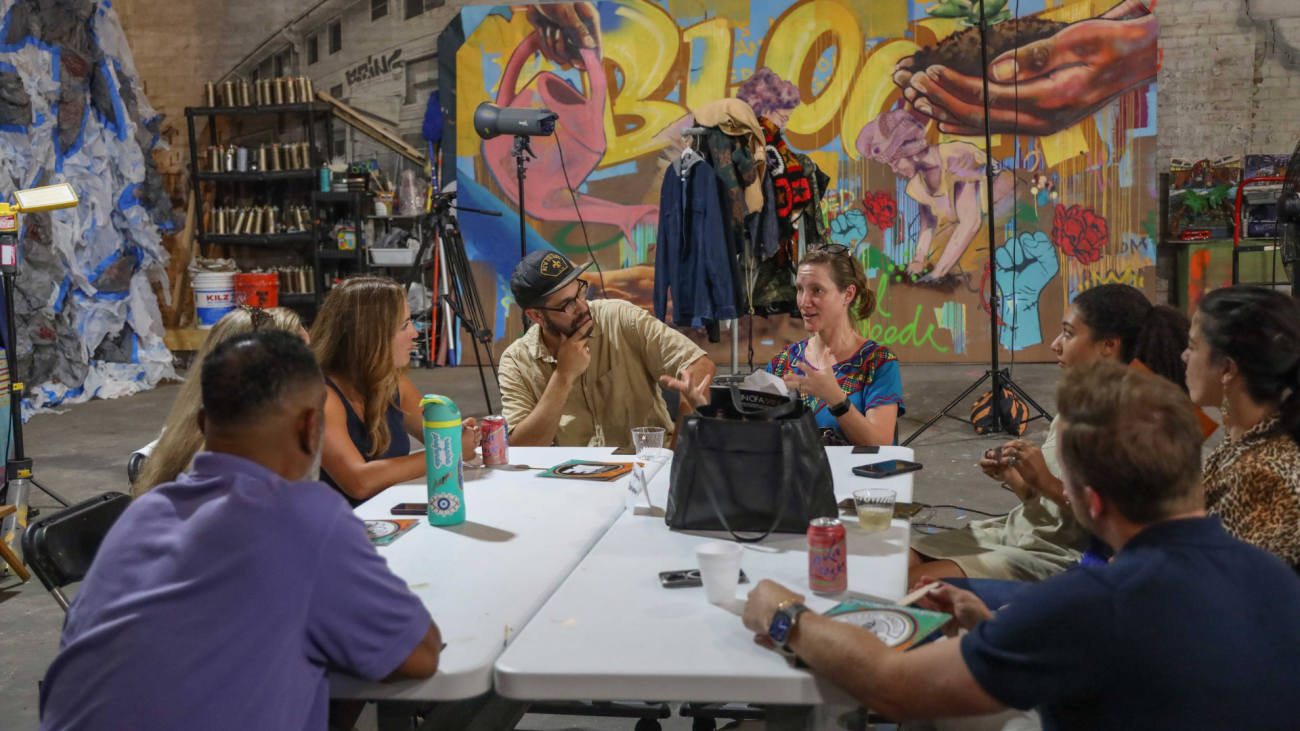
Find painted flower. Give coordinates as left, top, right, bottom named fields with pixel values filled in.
left=862, top=192, right=898, bottom=231
left=430, top=493, right=462, bottom=517
left=1051, top=204, right=1108, bottom=265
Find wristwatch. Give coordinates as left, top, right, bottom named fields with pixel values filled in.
left=768, top=600, right=812, bottom=654
left=828, top=397, right=851, bottom=418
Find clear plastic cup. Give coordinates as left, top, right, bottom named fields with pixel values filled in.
left=631, top=427, right=666, bottom=462
left=853, top=488, right=896, bottom=534
left=695, top=541, right=744, bottom=605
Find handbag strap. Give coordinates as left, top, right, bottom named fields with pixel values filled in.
left=695, top=421, right=795, bottom=544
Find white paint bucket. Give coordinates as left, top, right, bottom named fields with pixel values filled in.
left=192, top=272, right=236, bottom=328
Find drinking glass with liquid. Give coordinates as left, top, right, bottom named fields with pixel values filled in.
left=853, top=488, right=896, bottom=533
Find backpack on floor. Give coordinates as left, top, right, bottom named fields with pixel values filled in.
left=971, top=387, right=1029, bottom=436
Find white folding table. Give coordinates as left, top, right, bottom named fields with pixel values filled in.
left=331, top=447, right=638, bottom=701
left=493, top=446, right=916, bottom=706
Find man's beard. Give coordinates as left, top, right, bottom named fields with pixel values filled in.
left=303, top=426, right=325, bottom=482
left=542, top=311, right=588, bottom=339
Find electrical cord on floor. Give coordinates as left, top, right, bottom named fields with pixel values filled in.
left=921, top=503, right=1008, bottom=518
left=554, top=136, right=608, bottom=299
left=908, top=501, right=1009, bottom=535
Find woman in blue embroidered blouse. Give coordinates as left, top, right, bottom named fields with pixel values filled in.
left=766, top=247, right=904, bottom=445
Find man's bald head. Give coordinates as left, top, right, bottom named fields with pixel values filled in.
left=199, top=331, right=326, bottom=481
left=201, top=330, right=324, bottom=427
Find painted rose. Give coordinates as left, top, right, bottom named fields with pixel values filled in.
left=862, top=191, right=898, bottom=231
left=1051, top=204, right=1108, bottom=265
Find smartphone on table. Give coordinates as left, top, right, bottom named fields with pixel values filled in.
left=391, top=503, right=426, bottom=516
left=852, top=460, right=923, bottom=479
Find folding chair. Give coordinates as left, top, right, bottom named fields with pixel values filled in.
left=21, top=492, right=131, bottom=611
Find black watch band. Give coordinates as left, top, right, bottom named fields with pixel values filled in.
left=828, top=397, right=851, bottom=418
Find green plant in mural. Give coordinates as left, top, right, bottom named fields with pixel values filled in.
left=926, top=0, right=1012, bottom=26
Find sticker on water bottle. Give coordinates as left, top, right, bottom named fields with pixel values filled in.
left=429, top=493, right=462, bottom=517
left=431, top=433, right=456, bottom=468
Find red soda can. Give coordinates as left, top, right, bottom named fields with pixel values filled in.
left=480, top=415, right=509, bottom=465
left=808, top=517, right=847, bottom=593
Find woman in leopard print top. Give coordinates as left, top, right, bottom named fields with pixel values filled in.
left=1185, top=287, right=1300, bottom=568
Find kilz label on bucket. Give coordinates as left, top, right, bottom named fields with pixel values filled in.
left=198, top=291, right=233, bottom=306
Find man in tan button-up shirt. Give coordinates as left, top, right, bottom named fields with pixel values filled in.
left=499, top=252, right=715, bottom=450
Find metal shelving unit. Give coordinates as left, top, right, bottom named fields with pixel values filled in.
left=184, top=102, right=335, bottom=310
left=312, top=190, right=370, bottom=296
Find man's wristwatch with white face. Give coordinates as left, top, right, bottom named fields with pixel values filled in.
left=768, top=600, right=812, bottom=654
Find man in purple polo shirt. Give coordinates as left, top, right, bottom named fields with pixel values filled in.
left=39, top=330, right=440, bottom=731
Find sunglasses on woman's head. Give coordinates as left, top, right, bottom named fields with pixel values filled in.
left=812, top=244, right=850, bottom=256
left=240, top=304, right=272, bottom=330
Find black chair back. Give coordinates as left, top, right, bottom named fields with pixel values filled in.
left=21, top=492, right=131, bottom=611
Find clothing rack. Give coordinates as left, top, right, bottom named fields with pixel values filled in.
left=682, top=125, right=741, bottom=375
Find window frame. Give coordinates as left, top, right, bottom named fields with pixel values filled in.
left=328, top=19, right=342, bottom=54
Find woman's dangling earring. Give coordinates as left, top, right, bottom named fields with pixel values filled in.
left=1220, top=394, right=1230, bottom=423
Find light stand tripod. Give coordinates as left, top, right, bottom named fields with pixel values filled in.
left=901, top=0, right=1052, bottom=446
left=0, top=234, right=71, bottom=510
left=512, top=135, right=535, bottom=261
left=424, top=192, right=502, bottom=414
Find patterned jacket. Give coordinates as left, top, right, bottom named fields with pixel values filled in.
left=1203, top=416, right=1300, bottom=567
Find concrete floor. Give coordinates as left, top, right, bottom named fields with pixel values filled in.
left=0, top=362, right=1062, bottom=730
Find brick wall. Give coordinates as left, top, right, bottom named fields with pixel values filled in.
left=1154, top=0, right=1300, bottom=167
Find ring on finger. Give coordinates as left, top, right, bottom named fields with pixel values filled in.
left=1008, top=456, right=1018, bottom=467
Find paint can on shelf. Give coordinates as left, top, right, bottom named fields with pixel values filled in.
left=192, top=272, right=237, bottom=328
left=234, top=272, right=280, bottom=308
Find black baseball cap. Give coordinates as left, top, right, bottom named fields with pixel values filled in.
left=511, top=251, right=593, bottom=308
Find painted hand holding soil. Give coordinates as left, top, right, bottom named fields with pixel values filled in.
left=894, top=0, right=1158, bottom=137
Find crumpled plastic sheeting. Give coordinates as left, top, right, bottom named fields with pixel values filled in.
left=0, top=0, right=179, bottom=420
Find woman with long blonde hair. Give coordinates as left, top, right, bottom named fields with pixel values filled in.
left=133, top=306, right=307, bottom=497
left=312, top=276, right=478, bottom=505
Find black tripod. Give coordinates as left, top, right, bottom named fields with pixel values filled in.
left=423, top=192, right=502, bottom=414
left=0, top=234, right=70, bottom=509
left=902, top=0, right=1051, bottom=446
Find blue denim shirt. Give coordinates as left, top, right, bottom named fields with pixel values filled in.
left=654, top=157, right=738, bottom=326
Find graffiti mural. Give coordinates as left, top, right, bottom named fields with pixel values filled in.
left=453, top=0, right=1159, bottom=362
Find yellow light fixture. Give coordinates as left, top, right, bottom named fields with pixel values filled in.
left=0, top=183, right=80, bottom=234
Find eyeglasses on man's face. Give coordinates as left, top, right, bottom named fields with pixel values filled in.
left=532, top=280, right=589, bottom=316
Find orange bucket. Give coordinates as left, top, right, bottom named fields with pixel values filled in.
left=234, top=272, right=279, bottom=308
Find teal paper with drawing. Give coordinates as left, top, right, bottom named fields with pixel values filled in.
left=422, top=394, right=465, bottom=526
left=825, top=599, right=949, bottom=651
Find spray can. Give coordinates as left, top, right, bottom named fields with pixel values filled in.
left=1, top=471, right=30, bottom=568
left=421, top=395, right=465, bottom=526
left=304, top=76, right=314, bottom=100
left=286, top=79, right=298, bottom=104
left=239, top=79, right=251, bottom=106
left=236, top=146, right=249, bottom=172
left=204, top=81, right=216, bottom=107
left=273, top=78, right=285, bottom=105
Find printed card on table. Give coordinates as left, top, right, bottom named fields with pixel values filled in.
left=538, top=460, right=634, bottom=482
left=824, top=599, right=950, bottom=651
left=365, top=519, right=418, bottom=546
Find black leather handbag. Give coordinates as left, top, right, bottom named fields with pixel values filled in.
left=665, top=387, right=837, bottom=542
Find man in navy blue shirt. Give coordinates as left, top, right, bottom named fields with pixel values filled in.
left=742, top=360, right=1300, bottom=729
left=39, top=331, right=441, bottom=731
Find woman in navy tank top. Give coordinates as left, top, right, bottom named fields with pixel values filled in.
left=312, top=276, right=479, bottom=506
